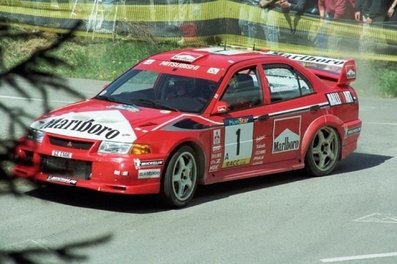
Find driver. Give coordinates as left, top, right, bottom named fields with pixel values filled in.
left=167, top=80, right=188, bottom=100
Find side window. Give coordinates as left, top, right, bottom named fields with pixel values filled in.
left=220, top=68, right=263, bottom=111
left=263, top=65, right=313, bottom=103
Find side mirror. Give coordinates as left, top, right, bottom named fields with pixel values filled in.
left=211, top=101, right=230, bottom=115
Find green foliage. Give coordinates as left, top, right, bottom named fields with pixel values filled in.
left=46, top=38, right=179, bottom=80
left=376, top=62, right=397, bottom=98
left=2, top=32, right=179, bottom=81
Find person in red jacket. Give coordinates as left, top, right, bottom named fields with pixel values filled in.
left=318, top=0, right=355, bottom=20
left=314, top=0, right=355, bottom=49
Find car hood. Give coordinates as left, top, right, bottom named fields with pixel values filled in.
left=30, top=99, right=182, bottom=143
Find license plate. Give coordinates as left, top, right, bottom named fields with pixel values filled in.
left=52, top=150, right=72, bottom=159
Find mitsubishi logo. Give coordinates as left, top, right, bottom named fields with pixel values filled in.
left=66, top=141, right=73, bottom=147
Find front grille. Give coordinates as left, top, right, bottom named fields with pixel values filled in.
left=49, top=136, right=94, bottom=150
left=40, top=156, right=92, bottom=180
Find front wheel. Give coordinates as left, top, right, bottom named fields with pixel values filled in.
left=161, top=146, right=198, bottom=208
left=305, top=127, right=340, bottom=177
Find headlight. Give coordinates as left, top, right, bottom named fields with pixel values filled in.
left=27, top=129, right=45, bottom=143
left=98, top=141, right=132, bottom=154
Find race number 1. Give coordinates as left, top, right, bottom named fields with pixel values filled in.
left=222, top=117, right=254, bottom=168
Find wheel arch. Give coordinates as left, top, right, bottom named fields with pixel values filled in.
left=163, top=140, right=206, bottom=183
left=300, top=114, right=345, bottom=160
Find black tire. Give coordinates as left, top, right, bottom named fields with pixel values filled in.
left=305, top=126, right=340, bottom=177
left=161, top=146, right=198, bottom=208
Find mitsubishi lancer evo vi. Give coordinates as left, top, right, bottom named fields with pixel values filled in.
left=13, top=47, right=361, bottom=207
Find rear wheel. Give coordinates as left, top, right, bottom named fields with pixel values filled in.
left=161, top=146, right=198, bottom=208
left=305, top=127, right=340, bottom=177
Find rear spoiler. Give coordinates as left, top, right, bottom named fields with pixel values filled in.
left=266, top=51, right=356, bottom=86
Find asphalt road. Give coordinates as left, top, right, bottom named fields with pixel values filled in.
left=1, top=78, right=397, bottom=264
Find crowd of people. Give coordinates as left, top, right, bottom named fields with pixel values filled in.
left=239, top=0, right=397, bottom=25
left=239, top=0, right=397, bottom=51
left=25, top=0, right=397, bottom=51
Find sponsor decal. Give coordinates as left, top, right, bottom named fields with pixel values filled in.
left=255, top=150, right=266, bottom=155
left=273, top=116, right=301, bottom=153
left=210, top=159, right=221, bottom=165
left=47, top=176, right=77, bottom=185
left=256, top=143, right=266, bottom=149
left=346, top=65, right=356, bottom=79
left=346, top=126, right=361, bottom=136
left=133, top=159, right=163, bottom=169
left=211, top=152, right=222, bottom=159
left=327, top=93, right=342, bottom=106
left=222, top=116, right=254, bottom=168
left=107, top=104, right=140, bottom=112
left=140, top=160, right=163, bottom=167
left=138, top=169, right=161, bottom=179
left=31, top=111, right=136, bottom=142
left=213, top=129, right=221, bottom=145
left=210, top=129, right=223, bottom=170
left=217, top=105, right=227, bottom=113
left=160, top=61, right=200, bottom=71
left=223, top=158, right=251, bottom=168
left=52, top=150, right=72, bottom=159
left=209, top=164, right=220, bottom=172
left=256, top=135, right=265, bottom=142
left=224, top=116, right=253, bottom=126
left=207, top=68, right=220, bottom=74
left=171, top=52, right=204, bottom=63
left=266, top=51, right=345, bottom=66
left=212, top=145, right=221, bottom=152
left=143, top=59, right=155, bottom=65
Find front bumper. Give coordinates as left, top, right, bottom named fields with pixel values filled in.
left=13, top=138, right=163, bottom=195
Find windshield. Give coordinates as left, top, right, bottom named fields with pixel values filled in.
left=96, top=69, right=218, bottom=113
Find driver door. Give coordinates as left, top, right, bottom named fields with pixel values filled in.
left=208, top=66, right=273, bottom=179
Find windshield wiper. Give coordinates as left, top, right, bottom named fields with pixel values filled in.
left=95, top=95, right=124, bottom=104
left=131, top=98, right=179, bottom=112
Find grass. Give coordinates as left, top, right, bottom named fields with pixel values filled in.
left=1, top=30, right=180, bottom=81
left=375, top=62, right=397, bottom=98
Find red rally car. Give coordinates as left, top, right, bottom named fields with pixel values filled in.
left=13, top=47, right=362, bottom=207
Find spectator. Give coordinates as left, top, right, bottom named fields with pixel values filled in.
left=387, top=0, right=397, bottom=23
left=318, top=0, right=355, bottom=20
left=315, top=0, right=355, bottom=49
left=354, top=0, right=388, bottom=24
left=354, top=0, right=389, bottom=53
left=277, top=0, right=318, bottom=15
left=276, top=0, right=318, bottom=33
left=86, top=0, right=116, bottom=33
left=238, top=0, right=280, bottom=48
left=238, top=0, right=260, bottom=45
left=259, top=0, right=280, bottom=49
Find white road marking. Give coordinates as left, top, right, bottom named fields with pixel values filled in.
left=365, top=121, right=397, bottom=126
left=321, top=252, right=397, bottom=263
left=354, top=213, right=397, bottom=224
left=0, top=95, right=72, bottom=104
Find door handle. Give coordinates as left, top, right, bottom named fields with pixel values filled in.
left=258, top=114, right=269, bottom=121
left=310, top=105, right=320, bottom=111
